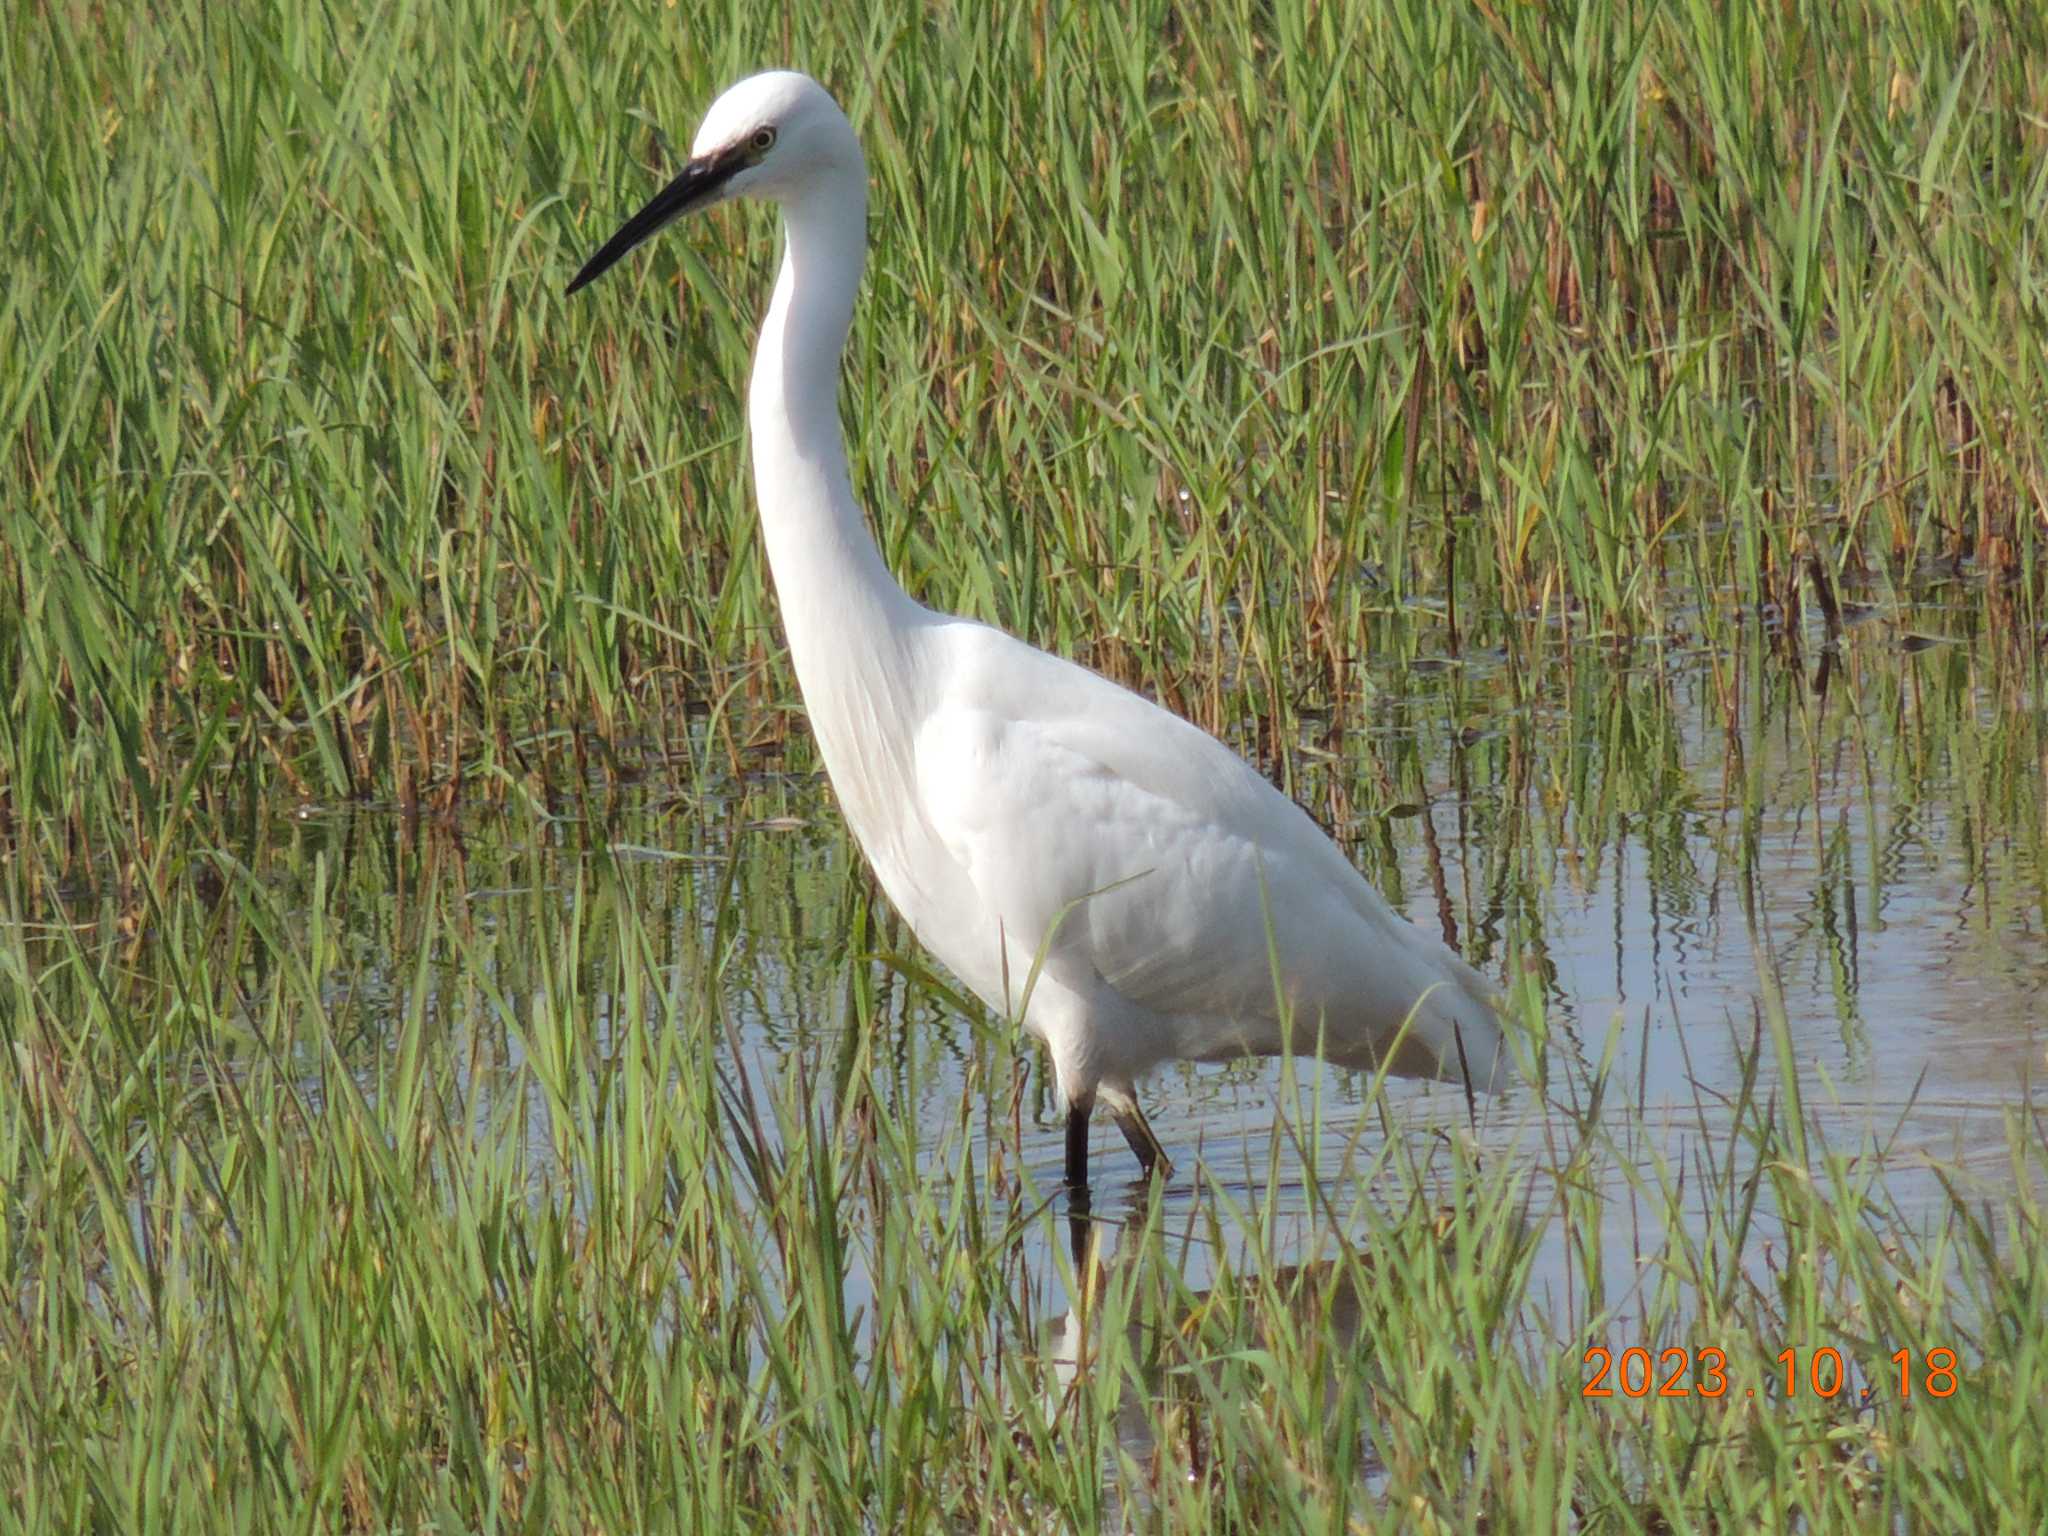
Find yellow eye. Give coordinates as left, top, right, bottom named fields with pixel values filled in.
left=751, top=127, right=776, bottom=152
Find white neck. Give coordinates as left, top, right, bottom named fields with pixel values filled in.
left=746, top=169, right=932, bottom=805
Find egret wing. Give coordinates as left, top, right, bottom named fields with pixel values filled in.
left=913, top=630, right=1384, bottom=1029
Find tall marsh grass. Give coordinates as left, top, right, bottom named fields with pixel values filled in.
left=4, top=0, right=2046, bottom=1527
left=6, top=0, right=2044, bottom=880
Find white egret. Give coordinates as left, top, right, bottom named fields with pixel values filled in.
left=568, top=71, right=1506, bottom=1192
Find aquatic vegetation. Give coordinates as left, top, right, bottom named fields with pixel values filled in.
left=2, top=0, right=2044, bottom=1527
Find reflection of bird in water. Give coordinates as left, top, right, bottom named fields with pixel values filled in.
left=568, top=70, right=1507, bottom=1197
left=1044, top=1222, right=1386, bottom=1489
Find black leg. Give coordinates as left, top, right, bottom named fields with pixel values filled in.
left=1112, top=1101, right=1173, bottom=1181
left=1065, top=1102, right=1093, bottom=1273
left=1064, top=1101, right=1092, bottom=1193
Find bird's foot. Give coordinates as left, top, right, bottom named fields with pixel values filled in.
left=1113, top=1103, right=1173, bottom=1183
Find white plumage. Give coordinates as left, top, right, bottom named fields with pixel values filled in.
left=569, top=70, right=1506, bottom=1188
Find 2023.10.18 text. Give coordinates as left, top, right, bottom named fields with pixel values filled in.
left=1582, top=1346, right=1960, bottom=1400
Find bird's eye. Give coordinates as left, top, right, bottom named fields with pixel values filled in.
left=751, top=127, right=776, bottom=152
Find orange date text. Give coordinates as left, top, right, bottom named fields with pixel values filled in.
left=1580, top=1346, right=1959, bottom=1400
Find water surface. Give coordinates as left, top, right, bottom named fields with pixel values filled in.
left=293, top=596, right=2045, bottom=1437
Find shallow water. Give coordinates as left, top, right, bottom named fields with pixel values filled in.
left=292, top=598, right=2044, bottom=1470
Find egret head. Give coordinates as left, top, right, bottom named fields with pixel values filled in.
left=567, top=71, right=860, bottom=295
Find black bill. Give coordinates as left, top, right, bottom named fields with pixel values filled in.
left=566, top=146, right=744, bottom=295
